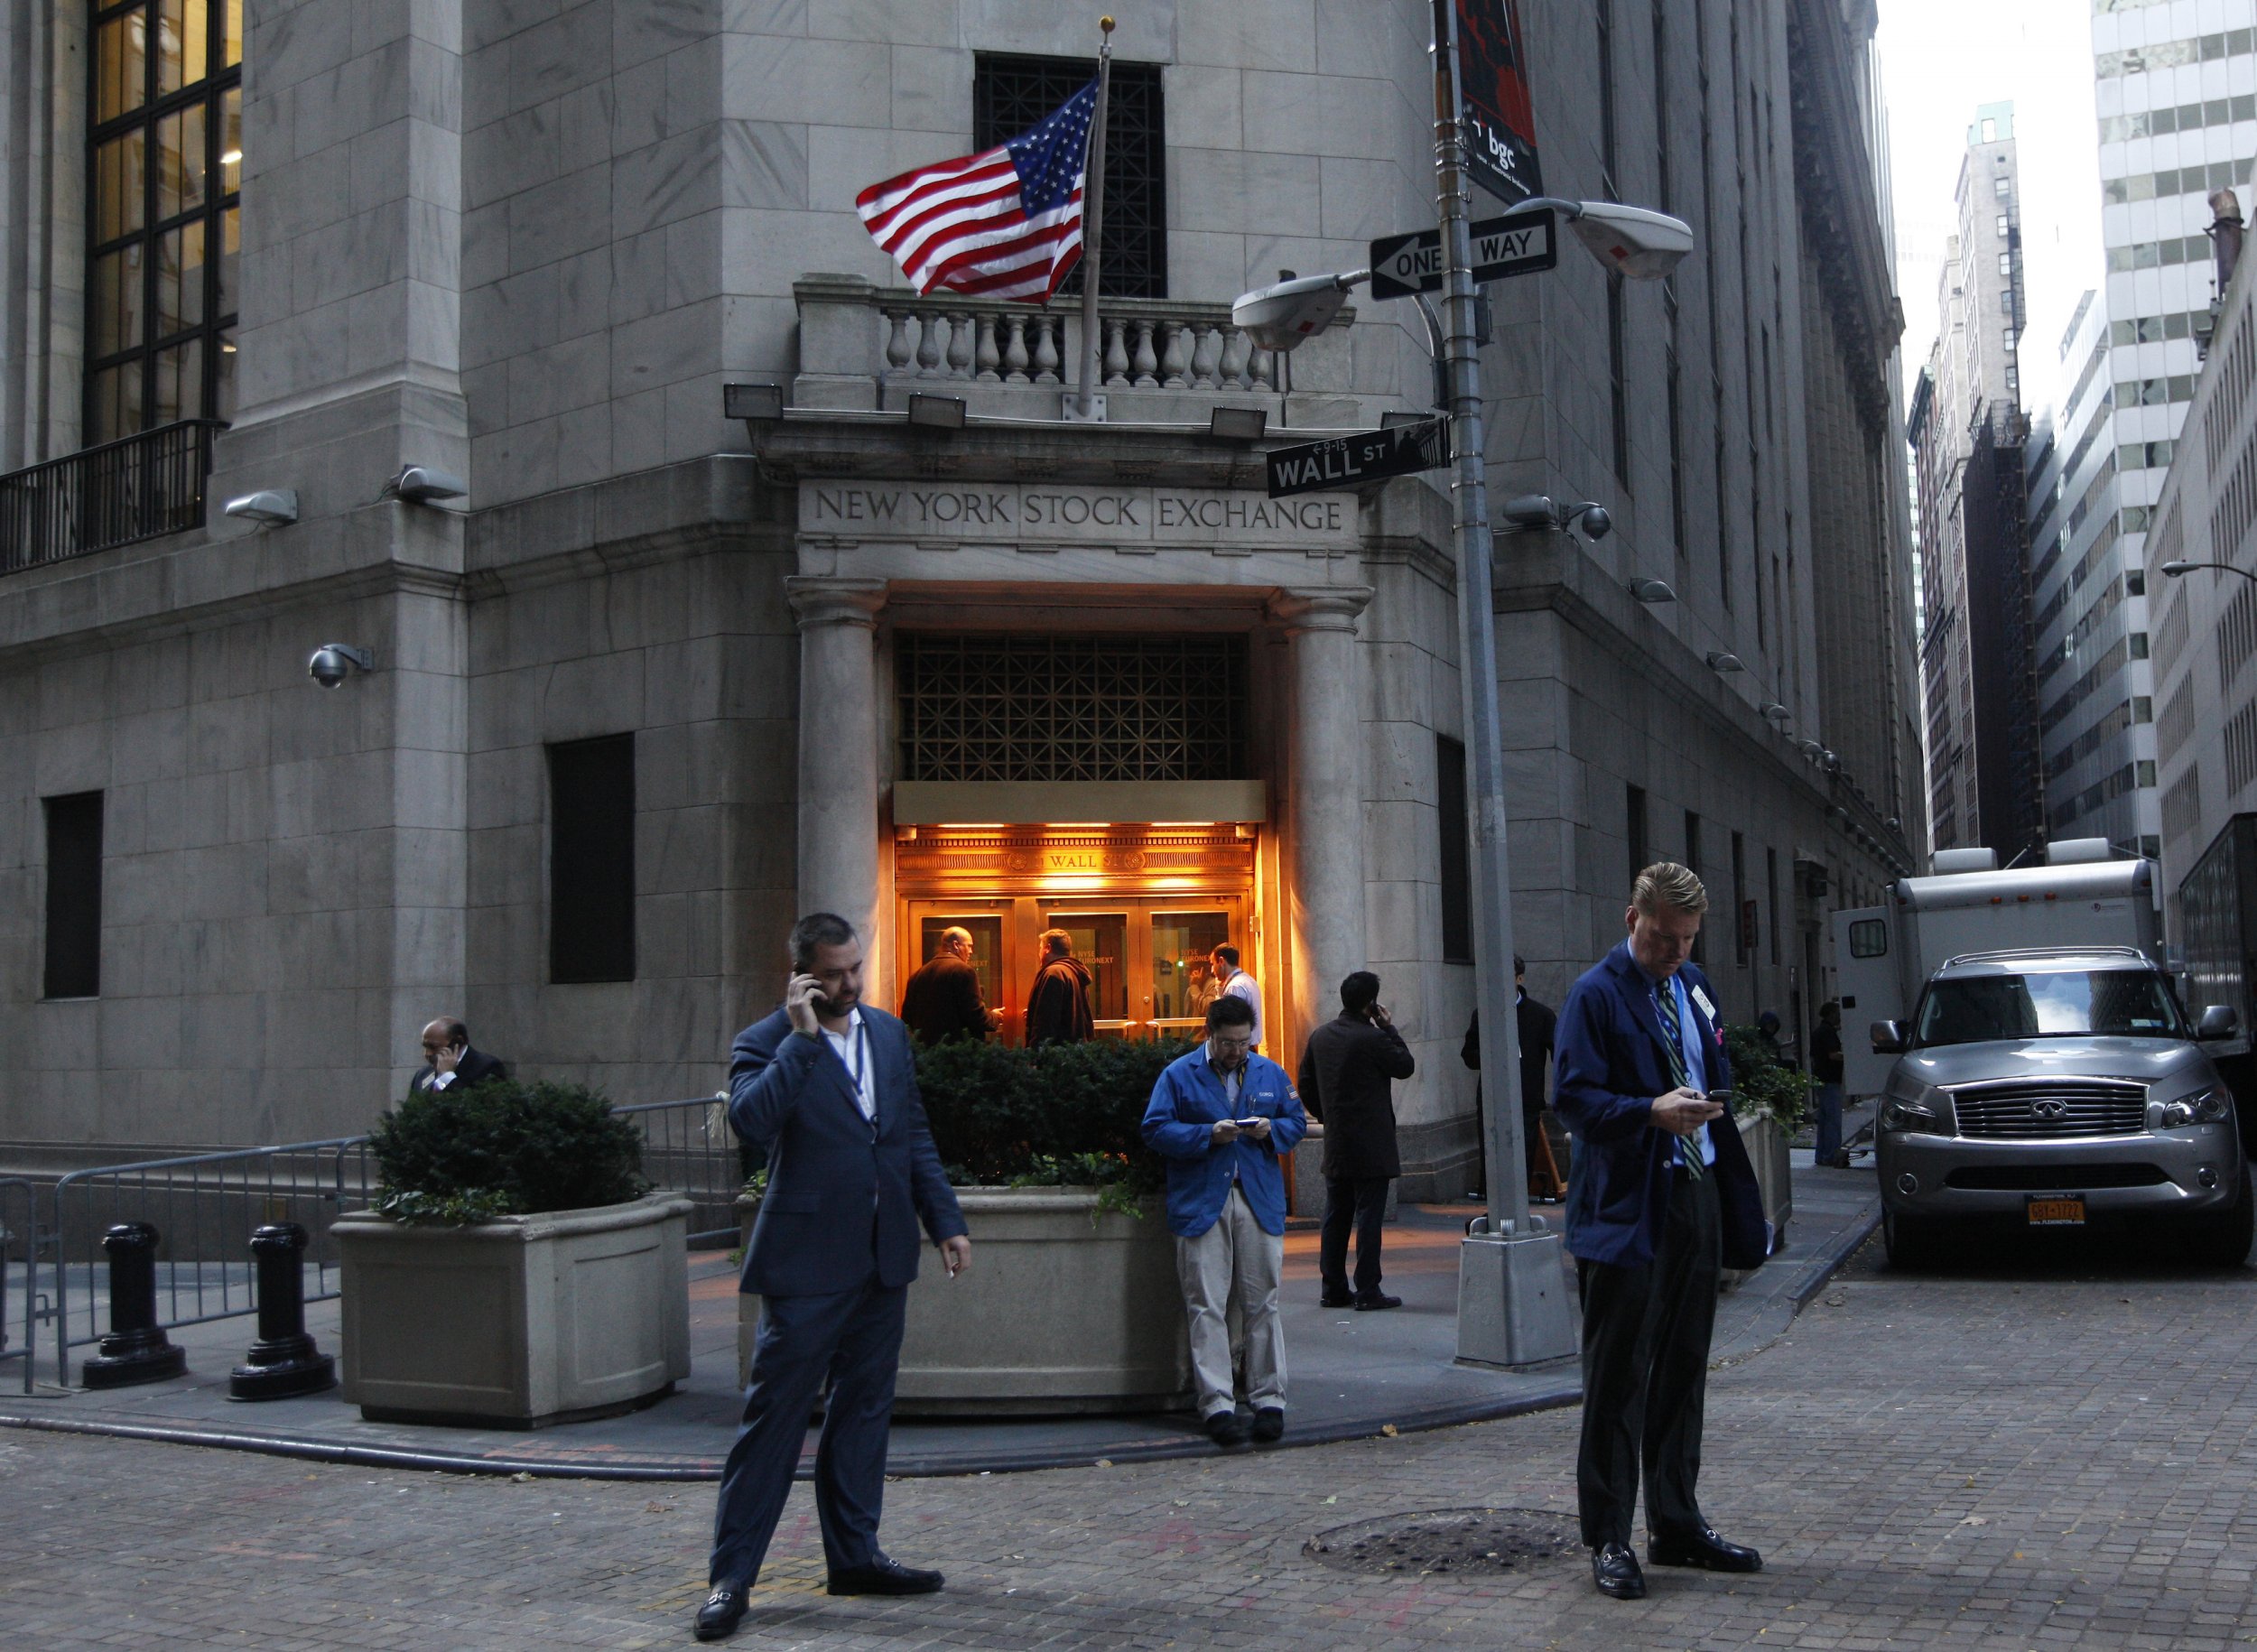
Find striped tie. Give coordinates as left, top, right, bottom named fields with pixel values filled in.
left=1654, top=982, right=1704, bottom=1181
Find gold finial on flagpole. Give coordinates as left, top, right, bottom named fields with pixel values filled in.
left=1100, top=15, right=1114, bottom=32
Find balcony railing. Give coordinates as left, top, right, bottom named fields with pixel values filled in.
left=0, top=418, right=223, bottom=575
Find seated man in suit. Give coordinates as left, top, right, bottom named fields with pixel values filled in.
left=407, top=1017, right=506, bottom=1100
left=696, top=913, right=971, bottom=1643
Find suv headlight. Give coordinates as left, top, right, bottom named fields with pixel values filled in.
left=1881, top=1093, right=1949, bottom=1135
left=2162, top=1088, right=2234, bottom=1128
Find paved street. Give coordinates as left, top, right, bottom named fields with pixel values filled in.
left=5, top=1230, right=2255, bottom=1650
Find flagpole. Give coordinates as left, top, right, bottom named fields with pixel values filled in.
left=1074, top=15, right=1115, bottom=421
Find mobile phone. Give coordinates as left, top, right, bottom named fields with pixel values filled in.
left=1233, top=1117, right=1267, bottom=1128
left=1704, top=1089, right=1734, bottom=1111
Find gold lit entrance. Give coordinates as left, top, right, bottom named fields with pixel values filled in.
left=895, top=824, right=1258, bottom=1045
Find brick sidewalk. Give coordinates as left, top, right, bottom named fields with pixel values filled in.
left=4, top=1231, right=2254, bottom=1648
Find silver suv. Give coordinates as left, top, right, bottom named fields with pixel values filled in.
left=1872, top=947, right=2252, bottom=1267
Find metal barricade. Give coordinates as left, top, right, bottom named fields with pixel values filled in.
left=0, top=1177, right=42, bottom=1394
left=616, top=1094, right=745, bottom=1247
left=49, top=1137, right=376, bottom=1387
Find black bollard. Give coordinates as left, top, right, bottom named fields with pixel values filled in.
left=228, top=1222, right=337, bottom=1400
left=80, top=1221, right=188, bottom=1388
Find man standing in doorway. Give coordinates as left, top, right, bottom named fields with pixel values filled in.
left=1026, top=929, right=1095, bottom=1045
left=1298, top=970, right=1416, bottom=1310
left=1211, top=943, right=1263, bottom=1050
left=897, top=927, right=996, bottom=1046
left=1142, top=994, right=1306, bottom=1447
left=1554, top=863, right=1773, bottom=1602
left=696, top=914, right=971, bottom=1642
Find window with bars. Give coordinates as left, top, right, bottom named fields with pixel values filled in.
left=86, top=0, right=242, bottom=443
left=973, top=54, right=1166, bottom=299
left=897, top=635, right=1246, bottom=782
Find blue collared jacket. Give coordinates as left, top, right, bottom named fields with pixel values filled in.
left=1140, top=1045, right=1308, bottom=1237
left=1553, top=942, right=1772, bottom=1271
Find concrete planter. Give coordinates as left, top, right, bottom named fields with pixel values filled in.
left=336, top=1193, right=693, bottom=1427
left=735, top=1186, right=1190, bottom=1415
left=1738, top=1110, right=1794, bottom=1233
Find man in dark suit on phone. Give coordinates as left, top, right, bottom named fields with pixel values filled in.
left=1555, top=863, right=1773, bottom=1602
left=695, top=913, right=971, bottom=1643
left=406, top=1017, right=506, bottom=1100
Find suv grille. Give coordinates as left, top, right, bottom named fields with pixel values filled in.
left=1951, top=1081, right=2148, bottom=1140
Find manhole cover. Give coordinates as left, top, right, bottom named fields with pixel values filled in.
left=1303, top=1507, right=1583, bottom=1577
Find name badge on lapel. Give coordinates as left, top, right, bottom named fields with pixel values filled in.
left=1690, top=984, right=1717, bottom=1023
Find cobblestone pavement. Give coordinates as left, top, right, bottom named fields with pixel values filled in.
left=5, top=1230, right=2256, bottom=1650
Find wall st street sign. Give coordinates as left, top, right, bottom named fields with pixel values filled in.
left=1266, top=418, right=1449, bottom=499
left=1367, top=208, right=1557, bottom=301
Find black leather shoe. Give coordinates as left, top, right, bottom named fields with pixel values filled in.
left=1592, top=1542, right=1647, bottom=1599
left=1320, top=1289, right=1355, bottom=1307
left=827, top=1556, right=944, bottom=1596
left=1250, top=1406, right=1285, bottom=1443
left=1649, top=1527, right=1763, bottom=1573
left=693, top=1584, right=748, bottom=1640
left=1353, top=1292, right=1402, bottom=1311
left=1205, top=1408, right=1250, bottom=1447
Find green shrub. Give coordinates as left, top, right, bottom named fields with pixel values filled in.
left=370, top=1079, right=647, bottom=1224
left=914, top=1036, right=1195, bottom=1198
left=1719, top=1024, right=1812, bottom=1133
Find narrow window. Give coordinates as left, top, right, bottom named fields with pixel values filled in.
left=1766, top=845, right=1780, bottom=964
left=549, top=735, right=636, bottom=984
left=1437, top=735, right=1472, bottom=963
left=1628, top=783, right=1649, bottom=888
left=1597, top=0, right=1619, bottom=200
left=1732, top=830, right=1748, bottom=966
left=1608, top=274, right=1630, bottom=485
left=43, top=792, right=105, bottom=999
left=1684, top=810, right=1704, bottom=961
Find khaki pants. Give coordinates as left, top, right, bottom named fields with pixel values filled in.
left=1175, top=1184, right=1286, bottom=1418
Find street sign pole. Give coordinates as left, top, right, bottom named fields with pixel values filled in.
left=1431, top=0, right=1576, bottom=1369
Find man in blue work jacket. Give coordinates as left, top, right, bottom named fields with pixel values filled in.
left=1141, top=992, right=1307, bottom=1448
left=1554, top=862, right=1772, bottom=1602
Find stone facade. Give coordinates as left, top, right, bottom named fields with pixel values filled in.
left=0, top=0, right=1920, bottom=1189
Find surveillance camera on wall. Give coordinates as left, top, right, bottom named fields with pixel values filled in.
left=1566, top=202, right=1695, bottom=280
left=223, top=489, right=299, bottom=526
left=307, top=644, right=375, bottom=689
left=1564, top=502, right=1611, bottom=540
left=1231, top=273, right=1354, bottom=352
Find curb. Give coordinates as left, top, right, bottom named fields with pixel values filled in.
left=1785, top=1196, right=1883, bottom=1311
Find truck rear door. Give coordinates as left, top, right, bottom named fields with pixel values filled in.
left=1832, top=905, right=1901, bottom=1096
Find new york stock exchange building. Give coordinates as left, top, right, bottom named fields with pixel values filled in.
left=0, top=1, right=1923, bottom=1195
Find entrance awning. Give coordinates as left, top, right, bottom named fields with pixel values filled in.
left=891, top=780, right=1268, bottom=826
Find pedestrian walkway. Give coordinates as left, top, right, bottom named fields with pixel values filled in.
left=0, top=1137, right=1880, bottom=1480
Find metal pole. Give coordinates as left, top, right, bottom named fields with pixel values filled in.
left=1434, top=0, right=1576, bottom=1368
left=1073, top=16, right=1117, bottom=421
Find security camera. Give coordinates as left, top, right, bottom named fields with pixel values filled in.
left=385, top=466, right=468, bottom=505
left=223, top=489, right=299, bottom=526
left=1230, top=272, right=1356, bottom=353
left=307, top=644, right=374, bottom=689
left=1563, top=501, right=1611, bottom=540
left=1567, top=201, right=1695, bottom=280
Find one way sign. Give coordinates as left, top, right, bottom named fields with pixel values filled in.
left=1368, top=208, right=1557, bottom=301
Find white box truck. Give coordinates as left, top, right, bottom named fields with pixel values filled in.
left=1830, top=838, right=2162, bottom=1098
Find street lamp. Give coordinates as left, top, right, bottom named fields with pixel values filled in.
left=1230, top=0, right=1691, bottom=1369
left=2161, top=559, right=2257, bottom=583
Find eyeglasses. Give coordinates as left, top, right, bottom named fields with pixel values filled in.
left=1210, top=1034, right=1254, bottom=1051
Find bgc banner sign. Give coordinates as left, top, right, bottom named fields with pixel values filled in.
left=1457, top=0, right=1544, bottom=207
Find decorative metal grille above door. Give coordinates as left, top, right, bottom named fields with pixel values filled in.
left=897, top=635, right=1248, bottom=783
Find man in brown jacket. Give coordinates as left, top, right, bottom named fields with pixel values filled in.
left=1297, top=970, right=1416, bottom=1310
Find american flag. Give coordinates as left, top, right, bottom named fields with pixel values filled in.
left=856, top=81, right=1098, bottom=302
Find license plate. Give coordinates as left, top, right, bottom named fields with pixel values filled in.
left=2026, top=1194, right=2086, bottom=1226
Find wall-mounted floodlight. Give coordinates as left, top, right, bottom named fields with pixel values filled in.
left=1208, top=405, right=1268, bottom=441
left=1795, top=738, right=1825, bottom=759
left=1627, top=579, right=1676, bottom=603
left=1760, top=701, right=1790, bottom=723
left=906, top=393, right=967, bottom=431
left=224, top=489, right=298, bottom=526
left=724, top=382, right=785, bottom=422
left=307, top=644, right=374, bottom=689
left=386, top=466, right=467, bottom=505
left=1705, top=651, right=1745, bottom=673
left=1885, top=815, right=1902, bottom=831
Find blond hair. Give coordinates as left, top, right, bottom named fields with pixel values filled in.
left=1631, top=860, right=1709, bottom=916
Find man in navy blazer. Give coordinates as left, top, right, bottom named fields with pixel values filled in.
left=695, top=913, right=970, bottom=1643
left=1554, top=862, right=1770, bottom=1602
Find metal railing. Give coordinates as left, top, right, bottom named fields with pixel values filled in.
left=48, top=1137, right=376, bottom=1386
left=0, top=418, right=223, bottom=574
left=0, top=1178, right=41, bottom=1394
left=38, top=1097, right=743, bottom=1384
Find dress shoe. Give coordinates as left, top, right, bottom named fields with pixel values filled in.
left=1250, top=1406, right=1285, bottom=1443
left=1205, top=1408, right=1250, bottom=1447
left=1353, top=1292, right=1402, bottom=1311
left=1591, top=1542, right=1647, bottom=1599
left=1649, top=1527, right=1763, bottom=1573
left=1319, top=1289, right=1355, bottom=1308
left=827, top=1556, right=945, bottom=1596
left=693, top=1584, right=748, bottom=1640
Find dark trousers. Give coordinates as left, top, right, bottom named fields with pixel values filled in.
left=709, top=1276, right=907, bottom=1587
left=1320, top=1175, right=1389, bottom=1298
left=1573, top=1166, right=1721, bottom=1549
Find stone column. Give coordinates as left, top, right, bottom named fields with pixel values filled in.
left=788, top=577, right=888, bottom=971
left=1272, top=587, right=1374, bottom=1053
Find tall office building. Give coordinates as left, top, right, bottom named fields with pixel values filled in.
left=1909, top=104, right=2041, bottom=861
